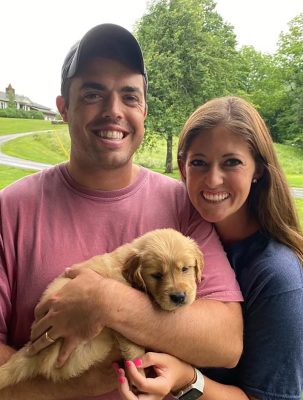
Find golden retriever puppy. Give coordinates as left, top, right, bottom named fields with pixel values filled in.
left=0, top=228, right=203, bottom=388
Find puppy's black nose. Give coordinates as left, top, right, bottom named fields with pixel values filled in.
left=170, top=292, right=186, bottom=304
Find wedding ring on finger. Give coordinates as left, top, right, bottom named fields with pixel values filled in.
left=45, top=331, right=56, bottom=344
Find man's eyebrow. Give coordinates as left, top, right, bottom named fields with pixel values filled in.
left=81, top=82, right=106, bottom=91
left=80, top=83, right=143, bottom=96
left=120, top=86, right=143, bottom=96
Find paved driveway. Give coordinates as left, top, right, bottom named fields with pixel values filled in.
left=292, top=187, right=303, bottom=199
left=0, top=131, right=52, bottom=170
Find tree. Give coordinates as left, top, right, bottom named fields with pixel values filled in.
left=7, top=87, right=16, bottom=109
left=275, top=14, right=303, bottom=144
left=135, top=0, right=239, bottom=172
left=235, top=46, right=285, bottom=141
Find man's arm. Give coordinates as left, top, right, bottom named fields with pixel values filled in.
left=0, top=342, right=15, bottom=365
left=90, top=277, right=243, bottom=367
left=29, top=269, right=243, bottom=368
left=0, top=342, right=117, bottom=400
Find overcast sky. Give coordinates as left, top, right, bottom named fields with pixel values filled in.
left=0, top=0, right=302, bottom=112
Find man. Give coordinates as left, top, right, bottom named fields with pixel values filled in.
left=0, top=24, right=243, bottom=400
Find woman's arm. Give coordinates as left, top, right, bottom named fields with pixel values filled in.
left=115, top=352, right=255, bottom=400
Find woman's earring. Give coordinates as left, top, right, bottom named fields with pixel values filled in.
left=252, top=178, right=258, bottom=184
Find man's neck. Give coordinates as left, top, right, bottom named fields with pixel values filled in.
left=66, top=161, right=140, bottom=191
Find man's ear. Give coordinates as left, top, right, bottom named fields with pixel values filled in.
left=143, top=102, right=148, bottom=118
left=56, top=96, right=68, bottom=122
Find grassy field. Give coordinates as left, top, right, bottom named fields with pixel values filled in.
left=294, top=199, right=303, bottom=224
left=3, top=130, right=70, bottom=164
left=3, top=127, right=303, bottom=180
left=0, top=118, right=302, bottom=224
left=0, top=165, right=35, bottom=188
left=275, top=143, right=303, bottom=175
left=0, top=118, right=64, bottom=135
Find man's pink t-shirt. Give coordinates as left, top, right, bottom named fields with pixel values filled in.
left=0, top=164, right=242, bottom=399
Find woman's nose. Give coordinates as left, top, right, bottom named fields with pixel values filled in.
left=204, top=165, right=224, bottom=188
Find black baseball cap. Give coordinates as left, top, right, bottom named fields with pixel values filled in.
left=61, top=23, right=147, bottom=95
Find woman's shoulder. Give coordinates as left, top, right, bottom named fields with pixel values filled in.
left=228, top=231, right=303, bottom=298
left=260, top=238, right=302, bottom=290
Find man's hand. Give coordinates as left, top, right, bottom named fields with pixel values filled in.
left=28, top=268, right=106, bottom=367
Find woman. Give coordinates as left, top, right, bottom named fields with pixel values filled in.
left=115, top=96, right=303, bottom=400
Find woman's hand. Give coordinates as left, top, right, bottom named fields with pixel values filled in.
left=114, top=352, right=196, bottom=400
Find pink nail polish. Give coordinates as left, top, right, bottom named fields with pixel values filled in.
left=112, top=362, right=119, bottom=371
left=118, top=376, right=125, bottom=384
left=125, top=360, right=132, bottom=367
left=133, top=358, right=142, bottom=367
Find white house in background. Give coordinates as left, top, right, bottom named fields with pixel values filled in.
left=0, top=84, right=57, bottom=121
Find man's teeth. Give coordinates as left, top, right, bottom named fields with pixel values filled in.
left=203, top=192, right=229, bottom=202
left=97, top=131, right=124, bottom=140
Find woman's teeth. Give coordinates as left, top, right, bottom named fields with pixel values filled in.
left=203, top=192, right=229, bottom=202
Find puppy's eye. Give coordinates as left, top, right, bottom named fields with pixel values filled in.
left=182, top=266, right=189, bottom=273
left=151, top=272, right=163, bottom=281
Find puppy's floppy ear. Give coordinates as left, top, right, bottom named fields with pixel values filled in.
left=122, top=252, right=147, bottom=292
left=194, top=246, right=204, bottom=283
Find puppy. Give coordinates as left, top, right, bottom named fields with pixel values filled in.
left=0, top=228, right=203, bottom=388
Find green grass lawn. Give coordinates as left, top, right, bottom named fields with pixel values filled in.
left=286, top=175, right=303, bottom=187
left=3, top=130, right=70, bottom=164
left=0, top=119, right=302, bottom=226
left=275, top=143, right=303, bottom=175
left=0, top=166, right=35, bottom=189
left=0, top=117, right=65, bottom=135
left=4, top=130, right=302, bottom=184
left=294, top=199, right=303, bottom=224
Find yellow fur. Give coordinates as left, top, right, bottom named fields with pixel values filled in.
left=0, top=228, right=203, bottom=388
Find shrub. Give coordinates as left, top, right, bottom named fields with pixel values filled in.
left=0, top=109, right=44, bottom=120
